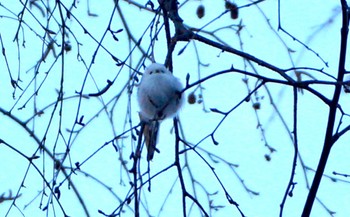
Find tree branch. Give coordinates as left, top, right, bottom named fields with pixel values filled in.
left=302, top=0, right=349, bottom=216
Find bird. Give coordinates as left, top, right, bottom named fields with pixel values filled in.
left=137, top=63, right=184, bottom=161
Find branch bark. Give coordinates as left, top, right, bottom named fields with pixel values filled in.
left=302, top=0, right=349, bottom=216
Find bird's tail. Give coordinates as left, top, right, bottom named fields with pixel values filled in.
left=144, top=120, right=160, bottom=161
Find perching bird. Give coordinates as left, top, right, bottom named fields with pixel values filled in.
left=137, top=63, right=183, bottom=161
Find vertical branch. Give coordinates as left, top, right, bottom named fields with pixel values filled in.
left=131, top=122, right=145, bottom=217
left=302, top=0, right=349, bottom=216
left=173, top=118, right=187, bottom=217
left=132, top=155, right=140, bottom=217
left=279, top=86, right=298, bottom=216
left=159, top=0, right=172, bottom=69
left=159, top=0, right=186, bottom=70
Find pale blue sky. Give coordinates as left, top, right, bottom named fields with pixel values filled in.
left=0, top=0, right=349, bottom=217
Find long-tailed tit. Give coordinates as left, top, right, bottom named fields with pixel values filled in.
left=137, top=63, right=184, bottom=161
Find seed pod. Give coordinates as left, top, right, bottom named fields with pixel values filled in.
left=196, top=5, right=205, bottom=19
left=253, top=102, right=260, bottom=110
left=225, top=1, right=239, bottom=19
left=187, top=92, right=196, bottom=104
left=64, top=41, right=72, bottom=52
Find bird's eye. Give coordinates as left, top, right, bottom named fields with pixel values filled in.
left=148, top=69, right=165, bottom=75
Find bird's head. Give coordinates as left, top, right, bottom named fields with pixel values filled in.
left=143, top=63, right=170, bottom=76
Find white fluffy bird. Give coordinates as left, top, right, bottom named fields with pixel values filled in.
left=137, top=63, right=184, bottom=161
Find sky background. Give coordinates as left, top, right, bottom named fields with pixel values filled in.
left=0, top=0, right=350, bottom=216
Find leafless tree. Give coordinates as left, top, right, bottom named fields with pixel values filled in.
left=0, top=0, right=349, bottom=216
